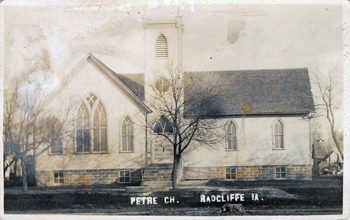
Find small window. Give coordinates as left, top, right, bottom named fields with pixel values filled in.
left=273, top=119, right=284, bottom=149
left=53, top=172, right=64, bottom=185
left=119, top=170, right=131, bottom=183
left=275, top=166, right=286, bottom=179
left=226, top=121, right=237, bottom=150
left=226, top=167, right=236, bottom=180
left=156, top=33, right=168, bottom=58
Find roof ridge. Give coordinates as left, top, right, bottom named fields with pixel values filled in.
left=185, top=67, right=308, bottom=73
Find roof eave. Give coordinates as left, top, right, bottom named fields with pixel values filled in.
left=183, top=112, right=314, bottom=119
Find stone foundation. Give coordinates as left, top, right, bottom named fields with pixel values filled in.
left=183, top=165, right=312, bottom=181
left=36, top=164, right=312, bottom=186
left=36, top=169, right=142, bottom=186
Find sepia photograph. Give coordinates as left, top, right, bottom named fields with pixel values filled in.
left=0, top=1, right=348, bottom=219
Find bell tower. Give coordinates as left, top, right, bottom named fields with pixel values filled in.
left=143, top=16, right=183, bottom=102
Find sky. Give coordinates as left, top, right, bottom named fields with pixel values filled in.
left=2, top=2, right=345, bottom=137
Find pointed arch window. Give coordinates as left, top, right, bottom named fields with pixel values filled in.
left=154, top=115, right=173, bottom=134
left=156, top=33, right=168, bottom=58
left=226, top=121, right=237, bottom=150
left=273, top=120, right=284, bottom=149
left=48, top=116, right=63, bottom=154
left=121, top=117, right=133, bottom=152
left=152, top=115, right=173, bottom=162
left=76, top=93, right=107, bottom=153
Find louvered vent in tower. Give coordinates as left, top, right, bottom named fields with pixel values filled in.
left=156, top=34, right=168, bottom=58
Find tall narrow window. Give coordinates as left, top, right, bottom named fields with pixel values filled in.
left=77, top=102, right=90, bottom=153
left=93, top=101, right=107, bottom=152
left=121, top=117, right=133, bottom=152
left=156, top=33, right=168, bottom=58
left=76, top=93, right=107, bottom=153
left=49, top=117, right=63, bottom=154
left=273, top=120, right=284, bottom=149
left=226, top=121, right=237, bottom=150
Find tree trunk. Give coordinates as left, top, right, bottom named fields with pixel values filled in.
left=13, top=159, right=18, bottom=182
left=3, top=156, right=8, bottom=175
left=331, top=128, right=343, bottom=160
left=171, top=155, right=181, bottom=189
left=21, top=157, right=27, bottom=192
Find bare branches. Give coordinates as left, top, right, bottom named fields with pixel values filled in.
left=3, top=71, right=75, bottom=190
left=311, top=65, right=343, bottom=159
left=146, top=61, right=225, bottom=188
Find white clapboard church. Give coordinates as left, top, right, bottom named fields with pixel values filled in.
left=35, top=17, right=315, bottom=186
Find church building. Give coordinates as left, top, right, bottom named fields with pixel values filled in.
left=35, top=16, right=315, bottom=187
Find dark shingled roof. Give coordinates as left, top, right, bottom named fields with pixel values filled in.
left=184, top=68, right=315, bottom=116
left=116, top=74, right=145, bottom=100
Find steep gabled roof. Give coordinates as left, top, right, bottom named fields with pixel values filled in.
left=88, top=53, right=151, bottom=114
left=184, top=68, right=315, bottom=117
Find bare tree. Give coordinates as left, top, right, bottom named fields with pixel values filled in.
left=312, top=66, right=343, bottom=159
left=146, top=62, right=224, bottom=189
left=3, top=72, right=73, bottom=191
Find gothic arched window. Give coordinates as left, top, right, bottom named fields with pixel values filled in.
left=153, top=115, right=173, bottom=134
left=226, top=121, right=237, bottom=150
left=48, top=116, right=63, bottom=154
left=121, top=117, right=133, bottom=152
left=273, top=119, right=284, bottom=149
left=156, top=33, right=168, bottom=58
left=76, top=93, right=107, bottom=153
